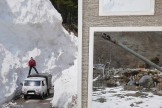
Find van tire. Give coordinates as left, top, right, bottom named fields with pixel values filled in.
left=41, top=93, right=44, bottom=99
left=47, top=89, right=50, bottom=95
left=24, top=95, right=28, bottom=100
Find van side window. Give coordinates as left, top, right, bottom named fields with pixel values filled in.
left=42, top=81, right=44, bottom=86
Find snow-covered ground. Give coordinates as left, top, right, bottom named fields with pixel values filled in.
left=92, top=86, right=162, bottom=108
left=0, top=0, right=78, bottom=107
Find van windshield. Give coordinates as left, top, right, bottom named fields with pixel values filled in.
left=24, top=80, right=40, bottom=86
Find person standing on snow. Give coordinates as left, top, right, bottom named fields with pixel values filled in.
left=28, top=57, right=39, bottom=76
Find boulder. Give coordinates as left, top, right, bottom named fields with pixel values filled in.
left=139, top=75, right=154, bottom=88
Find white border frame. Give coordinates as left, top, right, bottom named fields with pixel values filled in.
left=88, top=26, right=162, bottom=108
left=78, top=0, right=82, bottom=108
left=99, top=0, right=155, bottom=16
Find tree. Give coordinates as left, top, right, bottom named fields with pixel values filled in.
left=50, top=0, right=78, bottom=25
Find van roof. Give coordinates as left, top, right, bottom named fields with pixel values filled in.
left=25, top=77, right=45, bottom=81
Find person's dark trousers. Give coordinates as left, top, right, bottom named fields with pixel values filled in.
left=28, top=66, right=39, bottom=76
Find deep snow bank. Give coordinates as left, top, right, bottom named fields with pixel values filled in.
left=0, top=0, right=77, bottom=107
left=51, top=59, right=78, bottom=107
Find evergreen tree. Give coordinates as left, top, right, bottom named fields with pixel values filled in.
left=50, top=0, right=78, bottom=26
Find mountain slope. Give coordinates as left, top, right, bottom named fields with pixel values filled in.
left=94, top=32, right=162, bottom=68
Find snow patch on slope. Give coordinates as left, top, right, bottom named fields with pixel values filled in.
left=92, top=86, right=162, bottom=108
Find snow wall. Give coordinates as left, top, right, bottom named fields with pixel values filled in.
left=0, top=0, right=78, bottom=107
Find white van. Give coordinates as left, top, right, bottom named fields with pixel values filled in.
left=22, top=73, right=52, bottom=99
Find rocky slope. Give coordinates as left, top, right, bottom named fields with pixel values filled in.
left=94, top=32, right=162, bottom=68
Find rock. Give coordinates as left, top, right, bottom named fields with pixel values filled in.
left=127, top=80, right=136, bottom=86
left=124, top=85, right=143, bottom=91
left=106, top=79, right=117, bottom=87
left=139, top=75, right=154, bottom=88
left=157, top=82, right=162, bottom=90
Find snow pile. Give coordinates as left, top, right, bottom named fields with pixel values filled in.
left=92, top=86, right=162, bottom=108
left=0, top=0, right=77, bottom=107
left=51, top=60, right=78, bottom=108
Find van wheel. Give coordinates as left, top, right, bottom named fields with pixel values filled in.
left=41, top=93, right=44, bottom=99
left=45, top=90, right=48, bottom=97
left=47, top=89, right=50, bottom=96
left=24, top=95, right=28, bottom=100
